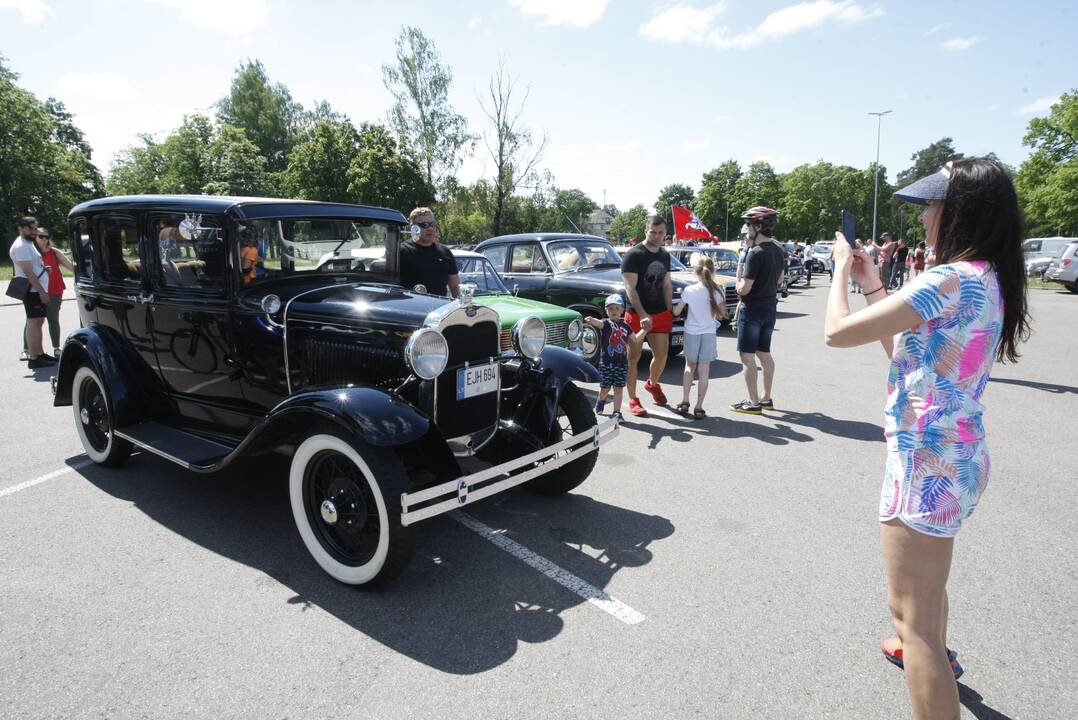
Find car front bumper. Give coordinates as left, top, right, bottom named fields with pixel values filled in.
left=399, top=415, right=620, bottom=525
left=1045, top=267, right=1077, bottom=283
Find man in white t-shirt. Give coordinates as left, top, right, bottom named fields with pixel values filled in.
left=9, top=216, right=55, bottom=369
left=801, top=240, right=814, bottom=286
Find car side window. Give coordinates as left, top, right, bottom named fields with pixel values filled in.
left=510, top=244, right=548, bottom=273
left=72, top=218, right=93, bottom=282
left=150, top=213, right=227, bottom=293
left=96, top=216, right=141, bottom=285
left=480, top=245, right=507, bottom=272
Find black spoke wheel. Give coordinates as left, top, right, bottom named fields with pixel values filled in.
left=72, top=365, right=132, bottom=467
left=527, top=382, right=599, bottom=496
left=289, top=430, right=412, bottom=586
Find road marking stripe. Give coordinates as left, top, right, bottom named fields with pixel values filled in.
left=451, top=510, right=646, bottom=625
left=0, top=459, right=92, bottom=499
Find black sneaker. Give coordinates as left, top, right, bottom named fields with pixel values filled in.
left=27, top=355, right=57, bottom=369
left=730, top=400, right=763, bottom=415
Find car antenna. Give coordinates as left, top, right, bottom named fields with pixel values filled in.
left=557, top=204, right=583, bottom=234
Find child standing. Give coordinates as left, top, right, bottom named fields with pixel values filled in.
left=673, top=256, right=727, bottom=417
left=586, top=295, right=649, bottom=421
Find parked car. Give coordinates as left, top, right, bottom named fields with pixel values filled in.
left=474, top=233, right=688, bottom=350
left=1022, top=237, right=1074, bottom=262
left=651, top=246, right=737, bottom=328
left=52, top=196, right=618, bottom=586
left=1044, top=241, right=1078, bottom=292
left=1026, top=254, right=1056, bottom=278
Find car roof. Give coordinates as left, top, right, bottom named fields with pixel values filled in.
left=452, top=249, right=483, bottom=259
left=69, top=195, right=408, bottom=224
left=477, top=233, right=609, bottom=245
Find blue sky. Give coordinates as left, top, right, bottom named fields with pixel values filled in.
left=2, top=0, right=1074, bottom=211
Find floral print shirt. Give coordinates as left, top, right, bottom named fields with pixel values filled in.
left=885, top=260, right=1004, bottom=452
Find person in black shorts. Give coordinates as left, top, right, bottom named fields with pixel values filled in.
left=399, top=207, right=460, bottom=298
left=9, top=216, right=56, bottom=369
left=731, top=206, right=783, bottom=415
left=584, top=295, right=650, bottom=422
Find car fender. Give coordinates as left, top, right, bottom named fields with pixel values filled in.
left=537, top=344, right=600, bottom=387
left=52, top=326, right=160, bottom=427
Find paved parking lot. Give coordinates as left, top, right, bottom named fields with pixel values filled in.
left=1, top=282, right=1075, bottom=719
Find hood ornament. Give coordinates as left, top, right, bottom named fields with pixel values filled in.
left=459, top=284, right=476, bottom=306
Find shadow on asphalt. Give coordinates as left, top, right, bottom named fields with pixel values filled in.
left=988, top=377, right=1078, bottom=395
left=72, top=452, right=674, bottom=675
left=24, top=364, right=57, bottom=383
left=958, top=683, right=1017, bottom=720
left=618, top=412, right=813, bottom=448
left=763, top=408, right=885, bottom=443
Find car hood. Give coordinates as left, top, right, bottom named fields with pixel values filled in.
left=556, top=265, right=694, bottom=289
left=671, top=270, right=737, bottom=287
left=280, top=282, right=451, bottom=329
left=474, top=293, right=579, bottom=326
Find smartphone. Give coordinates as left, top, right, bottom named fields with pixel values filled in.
left=841, top=209, right=858, bottom=249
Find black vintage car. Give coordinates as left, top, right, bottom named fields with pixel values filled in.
left=473, top=233, right=687, bottom=350
left=52, top=196, right=618, bottom=586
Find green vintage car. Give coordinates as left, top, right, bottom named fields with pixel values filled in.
left=454, top=250, right=598, bottom=361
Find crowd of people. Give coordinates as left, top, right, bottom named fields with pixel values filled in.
left=8, top=156, right=1028, bottom=720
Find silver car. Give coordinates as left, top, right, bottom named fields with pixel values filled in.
left=1044, top=241, right=1078, bottom=293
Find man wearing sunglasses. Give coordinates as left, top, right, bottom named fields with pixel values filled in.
left=400, top=207, right=460, bottom=299
left=9, top=216, right=56, bottom=368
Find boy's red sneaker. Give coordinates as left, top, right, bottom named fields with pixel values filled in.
left=643, top=380, right=668, bottom=405
left=628, top=398, right=647, bottom=417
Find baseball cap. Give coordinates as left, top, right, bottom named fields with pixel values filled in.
left=893, top=161, right=954, bottom=205
left=604, top=294, right=624, bottom=307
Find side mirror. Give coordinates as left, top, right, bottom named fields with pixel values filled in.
left=512, top=283, right=520, bottom=296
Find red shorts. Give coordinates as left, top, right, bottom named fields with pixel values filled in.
left=625, top=309, right=673, bottom=334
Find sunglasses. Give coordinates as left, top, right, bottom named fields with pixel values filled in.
left=415, top=221, right=437, bottom=229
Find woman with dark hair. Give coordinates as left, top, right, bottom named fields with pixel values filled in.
left=823, top=157, right=1029, bottom=720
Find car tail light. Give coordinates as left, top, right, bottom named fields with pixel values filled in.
left=1064, top=259, right=1073, bottom=267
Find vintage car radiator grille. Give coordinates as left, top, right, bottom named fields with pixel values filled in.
left=498, top=320, right=568, bottom=351
left=725, top=286, right=739, bottom=306
left=303, top=338, right=407, bottom=388
left=436, top=320, right=501, bottom=435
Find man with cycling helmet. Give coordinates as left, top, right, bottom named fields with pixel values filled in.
left=731, top=206, right=784, bottom=415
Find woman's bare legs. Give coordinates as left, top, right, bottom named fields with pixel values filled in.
left=881, top=519, right=960, bottom=720
left=682, top=360, right=696, bottom=405
left=695, top=361, right=710, bottom=411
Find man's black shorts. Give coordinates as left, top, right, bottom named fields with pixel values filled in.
left=22, top=290, right=47, bottom=319
left=737, top=300, right=777, bottom=354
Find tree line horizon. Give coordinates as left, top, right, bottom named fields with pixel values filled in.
left=2, top=27, right=1075, bottom=262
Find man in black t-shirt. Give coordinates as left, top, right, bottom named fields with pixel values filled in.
left=890, top=238, right=909, bottom=289
left=621, top=215, right=674, bottom=417
left=731, top=206, right=783, bottom=415
left=399, top=207, right=459, bottom=298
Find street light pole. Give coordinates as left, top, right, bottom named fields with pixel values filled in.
left=724, top=203, right=729, bottom=243
left=868, top=110, right=892, bottom=244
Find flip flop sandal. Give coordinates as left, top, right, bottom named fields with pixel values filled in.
left=676, top=402, right=690, bottom=414
left=881, top=636, right=961, bottom=678
left=693, top=408, right=707, bottom=418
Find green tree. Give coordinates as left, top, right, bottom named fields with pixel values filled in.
left=729, top=161, right=783, bottom=227
left=608, top=204, right=648, bottom=242
left=382, top=26, right=475, bottom=192
left=655, top=182, right=695, bottom=221
left=217, top=59, right=302, bottom=172
left=438, top=177, right=495, bottom=243
left=1016, top=90, right=1078, bottom=236
left=107, top=138, right=164, bottom=195
left=202, top=124, right=268, bottom=196
left=896, top=137, right=963, bottom=187
left=696, top=160, right=741, bottom=241
left=285, top=119, right=361, bottom=203
left=158, top=114, right=215, bottom=194
left=348, top=122, right=434, bottom=213
left=550, top=187, right=598, bottom=232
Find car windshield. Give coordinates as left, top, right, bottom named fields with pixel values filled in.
left=456, top=256, right=510, bottom=294
left=242, top=217, right=394, bottom=284
left=681, top=247, right=738, bottom=272
left=548, top=240, right=623, bottom=272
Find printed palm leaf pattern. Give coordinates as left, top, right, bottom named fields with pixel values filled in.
left=913, top=453, right=958, bottom=517
left=952, top=274, right=988, bottom=327
left=960, top=326, right=997, bottom=382
left=930, top=271, right=964, bottom=329
left=956, top=455, right=983, bottom=497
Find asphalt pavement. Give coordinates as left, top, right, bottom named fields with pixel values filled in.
left=1, top=280, right=1075, bottom=719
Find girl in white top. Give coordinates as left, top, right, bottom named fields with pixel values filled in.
left=672, top=255, right=727, bottom=417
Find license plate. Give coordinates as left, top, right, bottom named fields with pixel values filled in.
left=456, top=362, right=499, bottom=400
left=671, top=334, right=683, bottom=347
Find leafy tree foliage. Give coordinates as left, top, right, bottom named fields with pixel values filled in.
left=696, top=160, right=741, bottom=240
left=895, top=137, right=963, bottom=187
left=202, top=124, right=268, bottom=196
left=348, top=123, right=434, bottom=212
left=780, top=162, right=892, bottom=241
left=1, top=57, right=102, bottom=258
left=382, top=26, right=475, bottom=192
left=728, top=161, right=783, bottom=221
left=608, top=204, right=648, bottom=242
left=655, top=183, right=695, bottom=218
left=1016, top=90, right=1078, bottom=236
left=285, top=119, right=361, bottom=203
left=217, top=60, right=302, bottom=172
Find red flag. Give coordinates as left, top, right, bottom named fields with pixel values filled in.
left=671, top=206, right=713, bottom=241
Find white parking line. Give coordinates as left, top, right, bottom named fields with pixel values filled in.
left=0, top=459, right=92, bottom=499
left=451, top=510, right=646, bottom=625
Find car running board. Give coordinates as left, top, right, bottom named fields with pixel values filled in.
left=114, top=421, right=237, bottom=471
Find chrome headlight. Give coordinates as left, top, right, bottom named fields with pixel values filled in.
left=567, top=318, right=583, bottom=343
left=580, top=326, right=598, bottom=358
left=405, top=328, right=449, bottom=380
left=511, top=315, right=546, bottom=360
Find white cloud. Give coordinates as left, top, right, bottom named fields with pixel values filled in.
left=510, top=0, right=610, bottom=28
left=56, top=72, right=136, bottom=101
left=0, top=0, right=53, bottom=24
left=641, top=1, right=883, bottom=50
left=922, top=23, right=949, bottom=37
left=941, top=36, right=980, bottom=50
left=1017, top=95, right=1059, bottom=115
left=139, top=0, right=268, bottom=32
